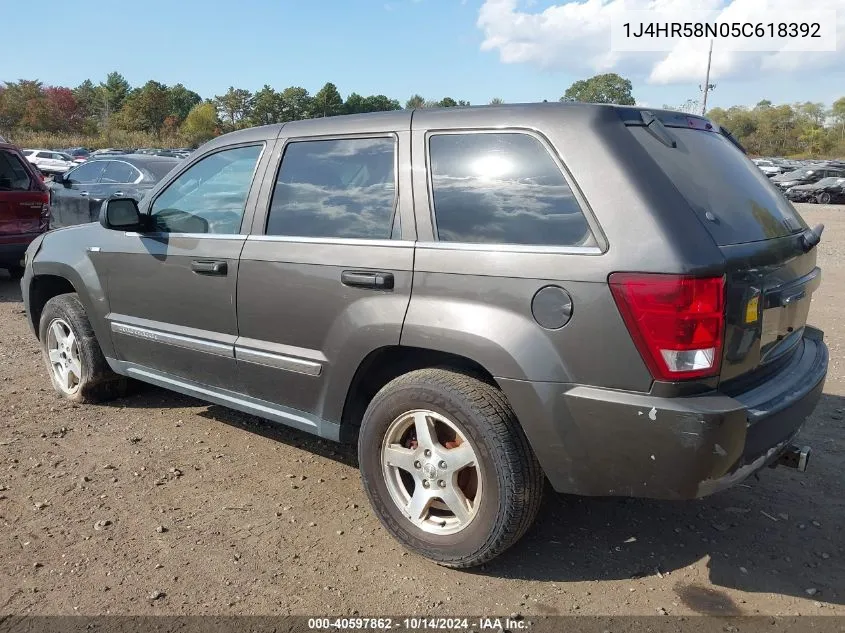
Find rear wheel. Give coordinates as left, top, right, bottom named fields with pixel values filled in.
left=817, top=192, right=832, bottom=204
left=38, top=293, right=126, bottom=403
left=358, top=368, right=543, bottom=568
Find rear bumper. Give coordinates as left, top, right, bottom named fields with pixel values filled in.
left=499, top=327, right=827, bottom=500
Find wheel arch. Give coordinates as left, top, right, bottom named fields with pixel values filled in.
left=337, top=345, right=500, bottom=443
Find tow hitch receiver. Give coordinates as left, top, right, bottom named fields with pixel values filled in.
left=775, top=444, right=811, bottom=472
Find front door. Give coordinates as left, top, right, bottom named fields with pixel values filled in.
left=235, top=123, right=415, bottom=436
left=94, top=143, right=268, bottom=388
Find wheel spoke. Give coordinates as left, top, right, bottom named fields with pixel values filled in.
left=48, top=350, right=63, bottom=365
left=439, top=484, right=472, bottom=524
left=68, top=358, right=82, bottom=382
left=50, top=321, right=66, bottom=346
left=406, top=488, right=433, bottom=521
left=65, top=330, right=77, bottom=352
left=412, top=411, right=438, bottom=451
left=446, top=442, right=476, bottom=471
left=383, top=444, right=417, bottom=473
left=58, top=365, right=71, bottom=390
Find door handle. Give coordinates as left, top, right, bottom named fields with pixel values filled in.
left=341, top=270, right=394, bottom=290
left=79, top=191, right=89, bottom=196
left=191, top=260, right=228, bottom=275
left=113, top=191, right=124, bottom=197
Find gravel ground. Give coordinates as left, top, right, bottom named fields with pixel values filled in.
left=1, top=203, right=843, bottom=617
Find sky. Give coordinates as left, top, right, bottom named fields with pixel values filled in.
left=4, top=0, right=845, bottom=110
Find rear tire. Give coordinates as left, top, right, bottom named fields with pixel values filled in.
left=358, top=367, right=543, bottom=568
left=38, top=293, right=126, bottom=404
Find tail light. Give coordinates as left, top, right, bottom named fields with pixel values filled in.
left=609, top=273, right=726, bottom=381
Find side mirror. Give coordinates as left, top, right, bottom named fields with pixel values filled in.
left=99, top=198, right=145, bottom=231
left=53, top=172, right=69, bottom=186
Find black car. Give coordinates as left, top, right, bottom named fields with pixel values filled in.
left=48, top=155, right=180, bottom=228
left=771, top=165, right=845, bottom=190
left=785, top=177, right=845, bottom=204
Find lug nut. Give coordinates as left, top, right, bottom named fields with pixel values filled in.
left=438, top=480, right=446, bottom=488
left=424, top=449, right=432, bottom=457
left=438, top=460, right=447, bottom=469
left=422, top=480, right=430, bottom=488
left=413, top=460, right=421, bottom=469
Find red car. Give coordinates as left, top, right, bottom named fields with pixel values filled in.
left=0, top=141, right=50, bottom=280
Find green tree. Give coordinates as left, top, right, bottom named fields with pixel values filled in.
left=181, top=102, right=219, bottom=146
left=439, top=97, right=458, bottom=107
left=251, top=85, right=282, bottom=125
left=168, top=83, right=202, bottom=122
left=99, top=71, right=131, bottom=119
left=73, top=79, right=99, bottom=121
left=213, top=87, right=254, bottom=131
left=344, top=92, right=367, bottom=114
left=831, top=96, right=845, bottom=141
left=405, top=94, right=426, bottom=109
left=489, top=97, right=505, bottom=105
left=363, top=95, right=401, bottom=112
left=118, top=80, right=170, bottom=135
left=312, top=82, right=344, bottom=118
left=561, top=73, right=635, bottom=105
left=278, top=86, right=312, bottom=121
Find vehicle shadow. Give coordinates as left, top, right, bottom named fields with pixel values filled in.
left=0, top=274, right=23, bottom=302
left=108, top=382, right=844, bottom=612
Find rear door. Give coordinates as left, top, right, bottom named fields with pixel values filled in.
left=49, top=160, right=107, bottom=228
left=625, top=112, right=819, bottom=385
left=235, top=119, right=414, bottom=434
left=0, top=148, right=46, bottom=243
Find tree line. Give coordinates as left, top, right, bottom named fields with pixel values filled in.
left=1, top=70, right=843, bottom=157
left=0, top=72, right=476, bottom=148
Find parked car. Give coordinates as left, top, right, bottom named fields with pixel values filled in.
left=65, top=147, right=92, bottom=163
left=19, top=104, right=827, bottom=568
left=771, top=164, right=845, bottom=190
left=0, top=141, right=50, bottom=279
left=22, top=149, right=77, bottom=175
left=752, top=158, right=780, bottom=177
left=48, top=154, right=180, bottom=229
left=785, top=177, right=845, bottom=204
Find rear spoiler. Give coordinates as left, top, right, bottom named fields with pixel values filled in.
left=616, top=107, right=748, bottom=154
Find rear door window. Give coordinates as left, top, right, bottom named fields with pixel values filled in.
left=428, top=132, right=595, bottom=247
left=101, top=161, right=141, bottom=184
left=0, top=150, right=32, bottom=191
left=628, top=124, right=807, bottom=245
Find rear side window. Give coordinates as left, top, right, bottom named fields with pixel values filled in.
left=629, top=126, right=807, bottom=245
left=0, top=150, right=32, bottom=191
left=266, top=137, right=396, bottom=239
left=428, top=132, right=595, bottom=247
left=101, top=161, right=140, bottom=184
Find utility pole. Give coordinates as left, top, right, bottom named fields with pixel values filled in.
left=700, top=39, right=715, bottom=115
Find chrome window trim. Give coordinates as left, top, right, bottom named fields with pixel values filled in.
left=122, top=232, right=244, bottom=240
left=246, top=234, right=414, bottom=248
left=414, top=241, right=603, bottom=255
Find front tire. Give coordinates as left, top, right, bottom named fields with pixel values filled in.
left=38, top=293, right=126, bottom=403
left=817, top=192, right=832, bottom=204
left=358, top=368, right=543, bottom=568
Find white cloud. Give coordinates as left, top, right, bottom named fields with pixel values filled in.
left=477, top=0, right=845, bottom=84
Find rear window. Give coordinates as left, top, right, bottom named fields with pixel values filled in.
left=0, top=150, right=33, bottom=191
left=629, top=125, right=807, bottom=245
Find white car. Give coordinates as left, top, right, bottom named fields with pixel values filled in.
left=22, top=149, right=77, bottom=175
left=752, top=158, right=781, bottom=177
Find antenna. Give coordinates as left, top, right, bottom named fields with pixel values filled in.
left=700, top=39, right=716, bottom=115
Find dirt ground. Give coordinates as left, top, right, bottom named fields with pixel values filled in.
left=1, top=203, right=843, bottom=618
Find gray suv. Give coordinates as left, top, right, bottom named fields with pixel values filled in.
left=20, top=104, right=828, bottom=568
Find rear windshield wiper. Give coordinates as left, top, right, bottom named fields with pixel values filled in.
left=640, top=111, right=677, bottom=148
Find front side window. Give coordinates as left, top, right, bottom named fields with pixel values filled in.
left=101, top=161, right=140, bottom=184
left=266, top=137, right=396, bottom=239
left=0, top=150, right=32, bottom=191
left=428, top=132, right=594, bottom=247
left=66, top=161, right=106, bottom=184
left=36, top=152, right=53, bottom=159
left=150, top=144, right=262, bottom=234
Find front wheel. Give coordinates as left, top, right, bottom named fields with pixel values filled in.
left=817, top=192, right=832, bottom=204
left=38, top=293, right=126, bottom=403
left=358, top=368, right=543, bottom=568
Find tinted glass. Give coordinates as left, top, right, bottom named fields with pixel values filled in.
left=267, top=137, right=396, bottom=239
left=150, top=144, right=262, bottom=234
left=143, top=161, right=178, bottom=181
left=0, top=150, right=32, bottom=191
left=629, top=126, right=806, bottom=245
left=429, top=133, right=594, bottom=247
left=101, top=161, right=140, bottom=184
left=66, top=161, right=106, bottom=184
left=36, top=152, right=52, bottom=159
